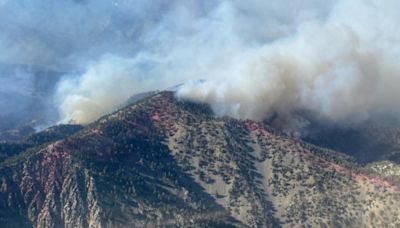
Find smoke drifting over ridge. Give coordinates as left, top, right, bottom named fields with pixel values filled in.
left=2, top=0, right=400, bottom=125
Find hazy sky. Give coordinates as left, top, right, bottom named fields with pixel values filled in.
left=1, top=0, right=399, bottom=128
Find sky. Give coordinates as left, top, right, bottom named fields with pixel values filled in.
left=0, top=0, right=399, bottom=131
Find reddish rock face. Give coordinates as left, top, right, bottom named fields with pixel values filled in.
left=0, top=91, right=399, bottom=228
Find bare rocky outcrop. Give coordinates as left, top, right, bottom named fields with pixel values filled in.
left=0, top=91, right=399, bottom=227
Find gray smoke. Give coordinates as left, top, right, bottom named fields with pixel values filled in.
left=177, top=0, right=400, bottom=124
left=2, top=0, right=400, bottom=126
left=55, top=0, right=337, bottom=123
left=0, top=0, right=177, bottom=124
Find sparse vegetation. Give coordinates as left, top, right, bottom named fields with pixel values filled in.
left=0, top=91, right=399, bottom=227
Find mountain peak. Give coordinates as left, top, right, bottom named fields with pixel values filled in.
left=0, top=91, right=399, bottom=227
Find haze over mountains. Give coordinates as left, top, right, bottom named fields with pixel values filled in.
left=0, top=67, right=62, bottom=141
left=1, top=0, right=400, bottom=227
left=1, top=0, right=400, bottom=128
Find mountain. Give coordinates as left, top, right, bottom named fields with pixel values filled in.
left=0, top=91, right=399, bottom=227
left=301, top=116, right=400, bottom=164
left=0, top=124, right=83, bottom=165
left=0, top=65, right=63, bottom=141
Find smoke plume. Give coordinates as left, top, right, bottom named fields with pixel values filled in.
left=2, top=0, right=400, bottom=126
left=176, top=0, right=400, bottom=124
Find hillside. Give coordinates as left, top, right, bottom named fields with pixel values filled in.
left=0, top=91, right=399, bottom=227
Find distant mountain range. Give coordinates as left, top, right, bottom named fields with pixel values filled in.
left=0, top=64, right=63, bottom=140
left=0, top=91, right=399, bottom=227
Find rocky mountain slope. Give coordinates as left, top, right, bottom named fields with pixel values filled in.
left=0, top=91, right=399, bottom=227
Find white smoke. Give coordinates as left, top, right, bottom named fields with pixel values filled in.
left=55, top=0, right=400, bottom=124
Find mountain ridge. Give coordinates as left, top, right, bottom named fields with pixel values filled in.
left=0, top=91, right=399, bottom=227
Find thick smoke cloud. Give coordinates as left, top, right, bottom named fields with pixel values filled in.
left=0, top=0, right=179, bottom=124
left=56, top=0, right=337, bottom=123
left=177, top=0, right=400, bottom=124
left=2, top=0, right=400, bottom=127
